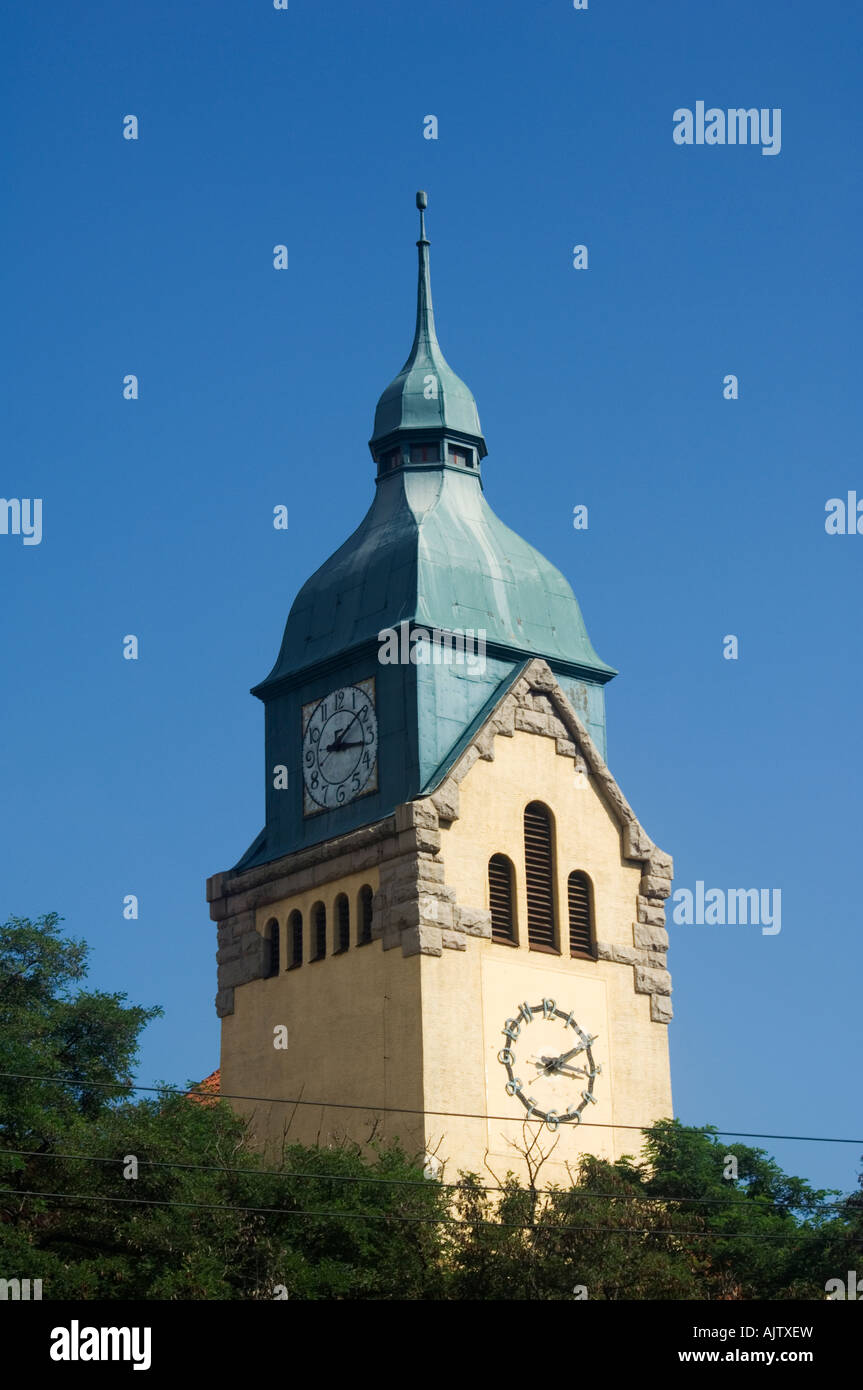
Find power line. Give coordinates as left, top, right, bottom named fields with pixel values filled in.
left=2, top=1071, right=861, bottom=1146
left=0, top=1147, right=848, bottom=1211
left=0, top=1187, right=834, bottom=1240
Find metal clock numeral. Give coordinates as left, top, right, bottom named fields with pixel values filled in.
left=301, top=680, right=379, bottom=816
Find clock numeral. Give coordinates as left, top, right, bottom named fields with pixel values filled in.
left=542, top=998, right=556, bottom=1019
left=545, top=1110, right=560, bottom=1132
left=581, top=1090, right=598, bottom=1105
left=517, top=1001, right=533, bottom=1025
left=310, top=727, right=320, bottom=744
left=565, top=1105, right=582, bottom=1123
left=503, top=1019, right=520, bottom=1040
left=358, top=706, right=369, bottom=723
left=304, top=751, right=315, bottom=767
left=335, top=690, right=345, bottom=708
left=522, top=1096, right=539, bottom=1119
left=505, top=1077, right=522, bottom=1096
left=352, top=775, right=361, bottom=794
left=309, top=772, right=319, bottom=790
left=320, top=702, right=328, bottom=721
left=497, top=1048, right=513, bottom=1066
left=336, top=786, right=346, bottom=804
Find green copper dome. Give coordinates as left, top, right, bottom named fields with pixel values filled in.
left=257, top=192, right=613, bottom=690
left=370, top=192, right=487, bottom=457
left=259, top=466, right=614, bottom=685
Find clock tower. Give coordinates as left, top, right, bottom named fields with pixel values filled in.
left=207, top=194, right=674, bottom=1182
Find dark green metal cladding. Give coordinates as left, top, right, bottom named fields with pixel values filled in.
left=237, top=194, right=615, bottom=871
left=258, top=467, right=614, bottom=685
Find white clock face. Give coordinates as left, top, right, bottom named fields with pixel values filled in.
left=301, top=679, right=378, bottom=815
left=497, top=998, right=601, bottom=1131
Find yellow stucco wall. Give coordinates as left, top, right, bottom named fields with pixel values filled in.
left=218, top=729, right=672, bottom=1187
left=420, top=730, right=672, bottom=1184
left=220, top=867, right=426, bottom=1162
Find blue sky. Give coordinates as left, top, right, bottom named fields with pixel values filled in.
left=2, top=0, right=861, bottom=1196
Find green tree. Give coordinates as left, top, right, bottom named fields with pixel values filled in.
left=0, top=914, right=447, bottom=1299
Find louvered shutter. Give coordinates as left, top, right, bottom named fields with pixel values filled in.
left=488, top=855, right=515, bottom=942
left=337, top=895, right=350, bottom=952
left=568, top=872, right=594, bottom=957
left=524, top=802, right=556, bottom=949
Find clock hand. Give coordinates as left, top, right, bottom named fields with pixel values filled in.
left=552, top=1037, right=598, bottom=1069
left=324, top=721, right=356, bottom=753
left=325, top=715, right=363, bottom=753
left=529, top=1055, right=562, bottom=1078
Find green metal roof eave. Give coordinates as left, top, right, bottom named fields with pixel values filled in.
left=251, top=637, right=615, bottom=703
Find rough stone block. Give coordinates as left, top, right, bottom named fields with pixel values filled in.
left=441, top=931, right=467, bottom=951
left=455, top=906, right=492, bottom=937
left=650, top=994, right=674, bottom=1024
left=610, top=945, right=640, bottom=966
left=380, top=922, right=402, bottom=951
left=514, top=709, right=552, bottom=736
left=215, top=988, right=235, bottom=1018
left=647, top=849, right=674, bottom=878
left=635, top=966, right=672, bottom=997
left=640, top=874, right=672, bottom=901
left=634, top=923, right=670, bottom=952
left=394, top=800, right=439, bottom=832
left=400, top=925, right=443, bottom=957
left=490, top=708, right=514, bottom=737
left=218, top=958, right=259, bottom=990
left=431, top=782, right=460, bottom=821
left=637, top=898, right=667, bottom=927
left=397, top=826, right=441, bottom=856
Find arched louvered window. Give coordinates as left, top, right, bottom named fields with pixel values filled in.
left=311, top=902, right=326, bottom=960
left=357, top=885, right=374, bottom=945
left=288, top=910, right=303, bottom=969
left=568, top=872, right=595, bottom=958
left=264, top=918, right=280, bottom=977
left=524, top=801, right=557, bottom=951
left=335, top=894, right=350, bottom=953
left=488, top=854, right=516, bottom=943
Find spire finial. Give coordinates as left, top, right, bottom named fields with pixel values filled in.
left=416, top=190, right=428, bottom=244
left=413, top=191, right=435, bottom=350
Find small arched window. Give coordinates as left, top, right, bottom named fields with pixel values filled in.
left=288, top=910, right=303, bottom=969
left=264, top=918, right=280, bottom=978
left=488, top=854, right=516, bottom=943
left=335, top=894, right=350, bottom=953
left=568, top=872, right=595, bottom=958
left=524, top=801, right=557, bottom=951
left=357, top=884, right=374, bottom=945
left=311, top=901, right=326, bottom=961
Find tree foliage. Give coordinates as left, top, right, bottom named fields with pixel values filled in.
left=0, top=915, right=859, bottom=1299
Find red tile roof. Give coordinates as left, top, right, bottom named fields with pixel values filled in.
left=188, top=1068, right=221, bottom=1105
